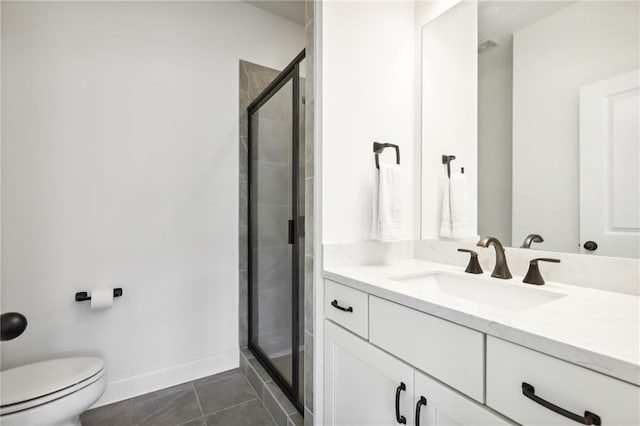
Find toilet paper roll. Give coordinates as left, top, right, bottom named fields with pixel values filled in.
left=90, top=289, right=113, bottom=310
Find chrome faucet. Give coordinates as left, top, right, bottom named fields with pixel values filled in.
left=477, top=237, right=512, bottom=279
left=521, top=233, right=543, bottom=248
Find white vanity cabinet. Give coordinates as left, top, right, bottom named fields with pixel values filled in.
left=324, top=319, right=506, bottom=426
left=323, top=278, right=640, bottom=426
left=324, top=318, right=510, bottom=426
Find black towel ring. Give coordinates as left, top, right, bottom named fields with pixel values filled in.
left=373, top=142, right=400, bottom=169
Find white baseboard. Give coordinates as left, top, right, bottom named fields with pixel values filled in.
left=92, top=349, right=239, bottom=408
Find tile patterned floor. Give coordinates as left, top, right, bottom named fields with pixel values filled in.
left=81, top=369, right=278, bottom=426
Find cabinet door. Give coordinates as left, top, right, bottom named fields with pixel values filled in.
left=414, top=370, right=513, bottom=426
left=324, top=320, right=415, bottom=426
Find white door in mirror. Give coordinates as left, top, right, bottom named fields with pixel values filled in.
left=580, top=69, right=640, bottom=258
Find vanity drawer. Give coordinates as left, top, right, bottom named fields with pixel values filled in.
left=369, top=296, right=484, bottom=402
left=487, top=336, right=640, bottom=426
left=324, top=280, right=368, bottom=338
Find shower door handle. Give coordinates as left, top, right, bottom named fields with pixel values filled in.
left=288, top=219, right=295, bottom=244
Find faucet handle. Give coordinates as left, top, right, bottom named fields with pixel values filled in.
left=521, top=233, right=544, bottom=248
left=523, top=258, right=561, bottom=285
left=457, top=249, right=483, bottom=274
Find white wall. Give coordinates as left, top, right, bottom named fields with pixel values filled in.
left=321, top=0, right=416, bottom=243
left=317, top=4, right=415, bottom=423
left=1, top=1, right=303, bottom=405
left=512, top=0, right=639, bottom=252
left=478, top=41, right=512, bottom=244
left=420, top=0, right=477, bottom=239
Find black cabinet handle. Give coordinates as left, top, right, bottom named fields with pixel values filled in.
left=583, top=241, right=598, bottom=251
left=414, top=396, right=427, bottom=426
left=331, top=300, right=353, bottom=313
left=395, top=382, right=407, bottom=424
left=522, top=383, right=601, bottom=425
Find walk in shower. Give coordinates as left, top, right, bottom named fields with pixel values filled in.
left=247, top=50, right=305, bottom=412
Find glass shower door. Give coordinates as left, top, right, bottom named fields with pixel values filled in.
left=248, top=50, right=305, bottom=413
left=250, top=77, right=293, bottom=381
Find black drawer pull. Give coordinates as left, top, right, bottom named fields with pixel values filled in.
left=395, top=382, right=407, bottom=424
left=522, top=382, right=601, bottom=425
left=415, top=396, right=427, bottom=426
left=331, top=300, right=353, bottom=313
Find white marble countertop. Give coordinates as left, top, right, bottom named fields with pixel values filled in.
left=323, top=259, right=640, bottom=386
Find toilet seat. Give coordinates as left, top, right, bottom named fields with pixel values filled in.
left=1, top=358, right=105, bottom=416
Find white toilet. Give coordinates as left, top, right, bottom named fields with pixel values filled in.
left=0, top=357, right=106, bottom=426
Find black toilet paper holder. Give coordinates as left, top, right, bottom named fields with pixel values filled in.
left=75, top=288, right=123, bottom=302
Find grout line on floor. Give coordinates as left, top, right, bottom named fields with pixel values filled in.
left=176, top=414, right=206, bottom=426
left=134, top=386, right=200, bottom=426
left=193, top=369, right=243, bottom=389
left=204, top=396, right=260, bottom=417
left=191, top=382, right=207, bottom=421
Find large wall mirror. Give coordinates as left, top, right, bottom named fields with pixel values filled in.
left=422, top=0, right=639, bottom=259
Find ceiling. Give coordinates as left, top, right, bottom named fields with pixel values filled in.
left=247, top=1, right=572, bottom=36
left=244, top=1, right=306, bottom=26
left=479, top=0, right=575, bottom=46
left=478, top=0, right=576, bottom=75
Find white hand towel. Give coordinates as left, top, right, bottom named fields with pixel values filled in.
left=371, top=170, right=380, bottom=239
left=439, top=174, right=452, bottom=237
left=371, top=163, right=402, bottom=241
left=450, top=172, right=471, bottom=238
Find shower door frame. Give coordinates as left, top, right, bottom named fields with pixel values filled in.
left=247, top=49, right=305, bottom=414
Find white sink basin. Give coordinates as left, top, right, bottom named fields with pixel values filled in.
left=390, top=272, right=566, bottom=312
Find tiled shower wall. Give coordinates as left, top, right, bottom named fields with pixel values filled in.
left=303, top=0, right=315, bottom=423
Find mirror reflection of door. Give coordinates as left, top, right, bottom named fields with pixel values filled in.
left=580, top=70, right=640, bottom=258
